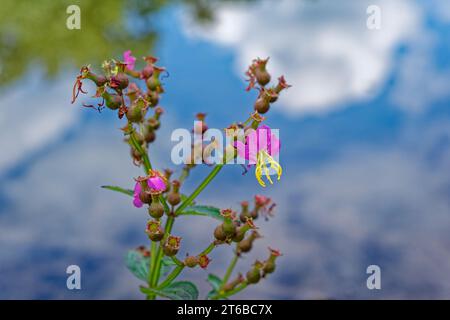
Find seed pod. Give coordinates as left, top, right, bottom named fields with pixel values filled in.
left=146, top=220, right=164, bottom=242
left=232, top=227, right=246, bottom=243
left=126, top=103, right=144, bottom=123
left=167, top=193, right=180, bottom=206
left=263, top=261, right=276, bottom=275
left=163, top=236, right=181, bottom=256
left=143, top=126, right=156, bottom=143
left=254, top=68, right=271, bottom=86
left=184, top=256, right=198, bottom=268
left=110, top=72, right=129, bottom=90
left=238, top=238, right=252, bottom=253
left=167, top=180, right=181, bottom=206
left=246, top=268, right=261, bottom=284
left=146, top=91, right=159, bottom=106
left=239, top=201, right=251, bottom=223
left=146, top=77, right=160, bottom=91
left=141, top=64, right=154, bottom=79
left=254, top=96, right=270, bottom=114
left=86, top=72, right=107, bottom=87
left=148, top=200, right=164, bottom=219
left=102, top=92, right=122, bottom=110
left=138, top=189, right=152, bottom=205
left=148, top=118, right=160, bottom=130
left=214, top=225, right=227, bottom=241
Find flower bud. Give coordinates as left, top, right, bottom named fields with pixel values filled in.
left=148, top=195, right=164, bottom=219
left=184, top=255, right=198, bottom=268
left=163, top=235, right=181, bottom=256
left=146, top=220, right=164, bottom=242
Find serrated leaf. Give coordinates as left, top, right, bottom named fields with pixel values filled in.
left=207, top=274, right=222, bottom=291
left=125, top=250, right=150, bottom=282
left=140, top=281, right=199, bottom=300
left=102, top=185, right=133, bottom=197
left=179, top=205, right=224, bottom=221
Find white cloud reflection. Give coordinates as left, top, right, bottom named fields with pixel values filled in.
left=183, top=0, right=421, bottom=115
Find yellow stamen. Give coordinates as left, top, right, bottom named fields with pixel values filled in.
left=255, top=150, right=282, bottom=187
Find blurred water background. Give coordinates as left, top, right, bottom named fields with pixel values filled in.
left=1, top=0, right=450, bottom=299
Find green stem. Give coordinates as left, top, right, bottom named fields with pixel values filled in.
left=150, top=216, right=175, bottom=287
left=150, top=164, right=224, bottom=294
left=157, top=264, right=185, bottom=289
left=129, top=132, right=152, bottom=172
left=175, top=164, right=224, bottom=215
left=146, top=241, right=158, bottom=300
left=212, top=282, right=248, bottom=300
left=200, top=242, right=216, bottom=256
left=171, top=255, right=184, bottom=266
left=221, top=250, right=239, bottom=289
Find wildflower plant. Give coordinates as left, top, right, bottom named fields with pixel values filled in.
left=71, top=51, right=289, bottom=300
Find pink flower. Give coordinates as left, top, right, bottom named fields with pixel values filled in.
left=235, top=125, right=280, bottom=165
left=123, top=50, right=136, bottom=70
left=133, top=171, right=167, bottom=208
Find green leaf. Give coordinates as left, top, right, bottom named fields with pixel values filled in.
left=140, top=281, right=199, bottom=300
left=102, top=185, right=133, bottom=197
left=207, top=289, right=218, bottom=300
left=125, top=250, right=150, bottom=282
left=207, top=274, right=222, bottom=291
left=179, top=205, right=224, bottom=221
left=162, top=256, right=178, bottom=266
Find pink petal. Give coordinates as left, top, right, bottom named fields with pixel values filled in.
left=133, top=182, right=143, bottom=208
left=123, top=50, right=136, bottom=70
left=133, top=196, right=143, bottom=208
left=148, top=176, right=166, bottom=191
left=269, top=133, right=281, bottom=156
left=234, top=140, right=248, bottom=160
